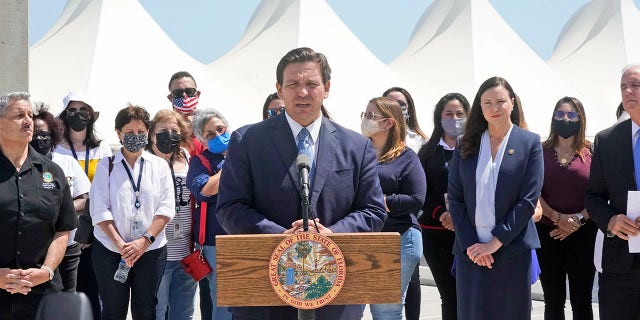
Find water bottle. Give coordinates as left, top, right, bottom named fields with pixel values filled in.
left=113, top=259, right=130, bottom=283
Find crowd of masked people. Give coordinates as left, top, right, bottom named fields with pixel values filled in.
left=1, top=47, right=639, bottom=320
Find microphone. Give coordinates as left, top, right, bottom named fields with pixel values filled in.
left=296, top=154, right=311, bottom=232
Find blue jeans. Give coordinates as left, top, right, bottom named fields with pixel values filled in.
left=201, top=245, right=232, bottom=320
left=370, top=228, right=423, bottom=320
left=156, top=260, right=198, bottom=320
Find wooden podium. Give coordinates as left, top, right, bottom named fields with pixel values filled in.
left=216, top=232, right=401, bottom=307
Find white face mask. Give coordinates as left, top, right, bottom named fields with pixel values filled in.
left=441, top=118, right=466, bottom=138
left=361, top=118, right=382, bottom=137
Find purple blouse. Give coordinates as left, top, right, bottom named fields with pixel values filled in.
left=539, top=147, right=591, bottom=226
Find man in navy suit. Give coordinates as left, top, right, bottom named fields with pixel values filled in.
left=587, top=64, right=640, bottom=320
left=216, top=47, right=387, bottom=320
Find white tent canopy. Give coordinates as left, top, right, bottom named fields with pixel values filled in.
left=389, top=0, right=580, bottom=136
left=206, top=0, right=398, bottom=131
left=30, top=0, right=236, bottom=144
left=548, top=0, right=640, bottom=129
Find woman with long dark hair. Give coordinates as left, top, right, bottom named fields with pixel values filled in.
left=54, top=91, right=111, bottom=320
left=536, top=97, right=595, bottom=319
left=448, top=77, right=543, bottom=319
left=417, top=93, right=470, bottom=320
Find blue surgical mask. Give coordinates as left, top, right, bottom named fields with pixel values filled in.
left=208, top=132, right=230, bottom=154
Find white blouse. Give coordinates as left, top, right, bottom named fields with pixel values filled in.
left=474, top=125, right=513, bottom=243
left=89, top=150, right=175, bottom=253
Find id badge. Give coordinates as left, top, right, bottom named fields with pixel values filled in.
left=173, top=222, right=184, bottom=239
left=130, top=219, right=144, bottom=238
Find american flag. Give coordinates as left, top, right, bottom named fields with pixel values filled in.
left=173, top=96, right=198, bottom=113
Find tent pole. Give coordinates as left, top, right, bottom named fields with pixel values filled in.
left=0, top=0, right=29, bottom=94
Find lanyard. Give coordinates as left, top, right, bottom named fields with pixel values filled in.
left=439, top=145, right=452, bottom=173
left=168, top=155, right=181, bottom=213
left=68, top=140, right=90, bottom=174
left=121, top=158, right=144, bottom=209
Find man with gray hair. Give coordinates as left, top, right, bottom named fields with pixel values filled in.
left=587, top=64, right=640, bottom=319
left=0, top=92, right=77, bottom=319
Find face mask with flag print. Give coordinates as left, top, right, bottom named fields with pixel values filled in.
left=172, top=95, right=199, bottom=113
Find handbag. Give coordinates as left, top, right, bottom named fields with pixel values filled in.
left=181, top=155, right=214, bottom=281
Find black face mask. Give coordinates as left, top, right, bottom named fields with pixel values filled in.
left=553, top=119, right=581, bottom=139
left=155, top=131, right=182, bottom=155
left=67, top=112, right=90, bottom=132
left=30, top=137, right=52, bottom=155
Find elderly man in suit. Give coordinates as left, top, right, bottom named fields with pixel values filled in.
left=587, top=64, right=640, bottom=320
left=216, top=47, right=387, bottom=320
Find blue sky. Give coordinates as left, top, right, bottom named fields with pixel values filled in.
left=28, top=0, right=640, bottom=64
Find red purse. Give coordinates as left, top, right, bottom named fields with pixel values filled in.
left=181, top=155, right=214, bottom=281
left=181, top=201, right=212, bottom=281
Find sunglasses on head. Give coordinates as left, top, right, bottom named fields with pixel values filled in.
left=554, top=110, right=579, bottom=120
left=171, top=88, right=198, bottom=98
left=267, top=107, right=285, bottom=118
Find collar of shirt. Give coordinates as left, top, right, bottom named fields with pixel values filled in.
left=632, top=120, right=640, bottom=141
left=113, top=149, right=155, bottom=169
left=285, top=111, right=323, bottom=146
left=438, top=137, right=455, bottom=151
left=0, top=146, right=43, bottom=173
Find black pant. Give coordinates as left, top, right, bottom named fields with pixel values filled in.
left=422, top=228, right=457, bottom=320
left=60, top=242, right=81, bottom=292
left=599, top=271, right=640, bottom=320
left=404, top=265, right=420, bottom=320
left=199, top=278, right=213, bottom=320
left=0, top=294, right=42, bottom=320
left=77, top=246, right=101, bottom=320
left=536, top=222, right=597, bottom=320
left=92, top=241, right=166, bottom=320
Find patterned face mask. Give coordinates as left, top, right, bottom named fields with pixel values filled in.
left=122, top=133, right=148, bottom=153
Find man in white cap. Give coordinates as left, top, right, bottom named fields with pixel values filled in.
left=167, top=71, right=206, bottom=156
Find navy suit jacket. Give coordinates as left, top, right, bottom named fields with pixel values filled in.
left=448, top=125, right=543, bottom=261
left=586, top=119, right=640, bottom=273
left=216, top=114, right=387, bottom=320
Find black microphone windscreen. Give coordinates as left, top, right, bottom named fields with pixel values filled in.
left=296, top=154, right=311, bottom=171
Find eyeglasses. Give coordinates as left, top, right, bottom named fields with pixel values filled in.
left=267, top=107, right=285, bottom=118
left=66, top=107, right=91, bottom=117
left=554, top=110, right=579, bottom=120
left=171, top=88, right=198, bottom=98
left=360, top=111, right=387, bottom=120
left=33, top=131, right=51, bottom=140
left=205, top=125, right=227, bottom=140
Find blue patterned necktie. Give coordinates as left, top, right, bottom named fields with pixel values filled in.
left=635, top=129, right=640, bottom=190
left=297, top=128, right=315, bottom=184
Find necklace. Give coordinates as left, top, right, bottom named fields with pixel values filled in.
left=554, top=149, right=575, bottom=168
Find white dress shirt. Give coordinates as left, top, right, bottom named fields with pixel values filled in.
left=285, top=112, right=322, bottom=163
left=475, top=125, right=513, bottom=243
left=52, top=152, right=91, bottom=246
left=90, top=150, right=175, bottom=253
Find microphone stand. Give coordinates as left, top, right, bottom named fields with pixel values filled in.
left=296, top=155, right=315, bottom=320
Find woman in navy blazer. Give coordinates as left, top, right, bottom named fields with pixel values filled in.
left=448, top=77, right=543, bottom=320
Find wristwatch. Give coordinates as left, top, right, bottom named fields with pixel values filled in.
left=41, top=265, right=54, bottom=281
left=574, top=213, right=587, bottom=226
left=143, top=232, right=156, bottom=245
